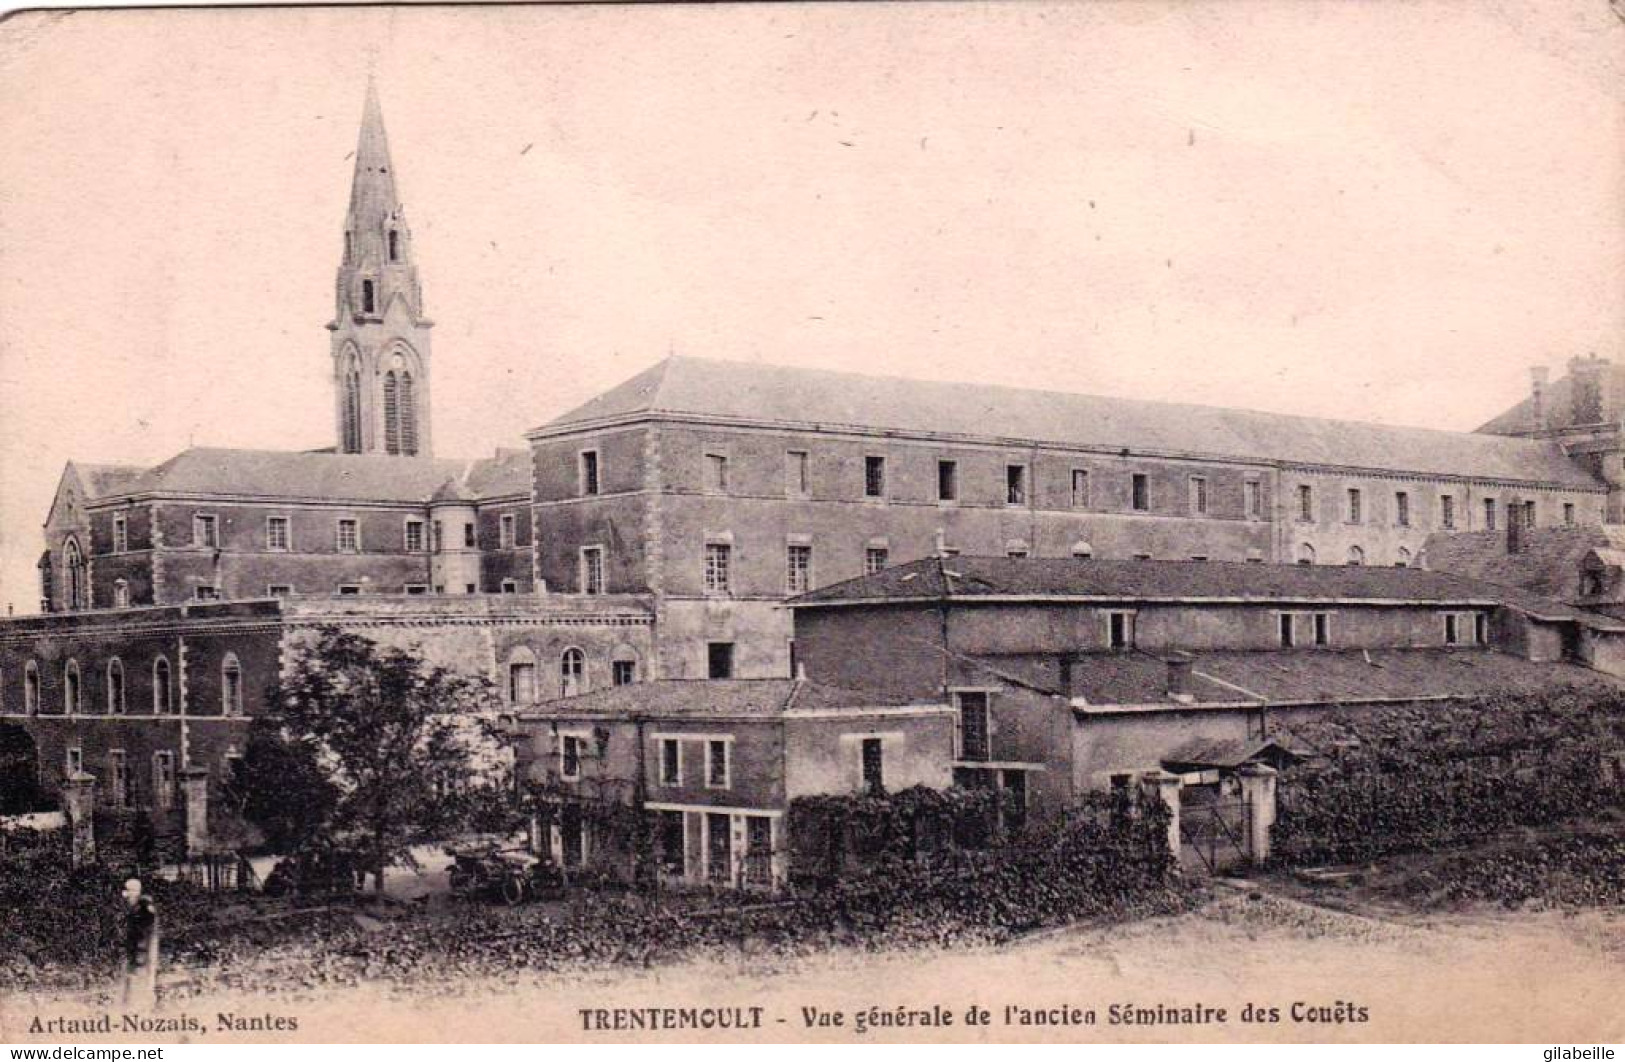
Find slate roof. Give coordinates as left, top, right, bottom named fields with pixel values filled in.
left=1065, top=648, right=1622, bottom=710
left=80, top=447, right=527, bottom=506
left=536, top=356, right=1599, bottom=488
left=1423, top=527, right=1625, bottom=602
left=517, top=678, right=938, bottom=719
left=76, top=463, right=147, bottom=499
left=1476, top=361, right=1623, bottom=435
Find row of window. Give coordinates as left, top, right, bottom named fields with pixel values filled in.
left=65, top=747, right=184, bottom=810
left=506, top=647, right=638, bottom=704
left=1076, top=608, right=1489, bottom=652
left=6, top=654, right=241, bottom=716
left=575, top=445, right=1588, bottom=531
left=563, top=732, right=887, bottom=799
left=157, top=513, right=522, bottom=555
left=1294, top=543, right=1414, bottom=567
left=1294, top=486, right=1574, bottom=531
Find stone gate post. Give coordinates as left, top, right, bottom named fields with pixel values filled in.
left=1237, top=764, right=1278, bottom=863
left=181, top=766, right=211, bottom=857
left=1139, top=769, right=1182, bottom=859
left=61, top=771, right=97, bottom=867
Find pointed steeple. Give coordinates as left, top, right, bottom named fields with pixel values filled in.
left=328, top=80, right=434, bottom=458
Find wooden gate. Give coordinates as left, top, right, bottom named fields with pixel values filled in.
left=1178, top=785, right=1251, bottom=873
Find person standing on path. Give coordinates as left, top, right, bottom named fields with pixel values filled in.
left=119, top=877, right=159, bottom=1010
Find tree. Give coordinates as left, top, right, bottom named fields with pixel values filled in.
left=237, top=626, right=509, bottom=893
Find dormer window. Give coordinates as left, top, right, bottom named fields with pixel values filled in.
left=362, top=279, right=375, bottom=314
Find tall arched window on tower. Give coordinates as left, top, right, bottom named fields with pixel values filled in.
left=341, top=351, right=362, bottom=454
left=222, top=653, right=244, bottom=716
left=398, top=371, right=417, bottom=455
left=361, top=279, right=376, bottom=315
left=388, top=230, right=400, bottom=262
left=383, top=371, right=401, bottom=454
left=63, top=538, right=86, bottom=611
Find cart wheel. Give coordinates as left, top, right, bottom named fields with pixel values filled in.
left=501, top=873, right=527, bottom=906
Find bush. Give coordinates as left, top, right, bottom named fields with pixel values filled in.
left=1272, top=685, right=1625, bottom=866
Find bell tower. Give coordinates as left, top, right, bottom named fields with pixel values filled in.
left=328, top=80, right=433, bottom=457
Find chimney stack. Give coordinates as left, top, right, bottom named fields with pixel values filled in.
left=1166, top=652, right=1195, bottom=704
left=1530, top=366, right=1549, bottom=431
left=1569, top=354, right=1609, bottom=425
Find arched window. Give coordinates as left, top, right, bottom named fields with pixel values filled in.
left=383, top=371, right=401, bottom=454
left=113, top=579, right=130, bottom=608
left=507, top=647, right=537, bottom=705
left=63, top=660, right=81, bottom=714
left=1296, top=543, right=1316, bottom=566
left=107, top=659, right=125, bottom=715
left=221, top=653, right=244, bottom=716
left=341, top=351, right=362, bottom=454
left=152, top=656, right=172, bottom=715
left=1394, top=547, right=1412, bottom=569
left=1346, top=546, right=1365, bottom=567
left=63, top=538, right=86, bottom=610
left=23, top=662, right=39, bottom=715
left=361, top=278, right=376, bottom=314
left=398, top=371, right=417, bottom=456
left=561, top=648, right=586, bottom=698
left=388, top=229, right=400, bottom=262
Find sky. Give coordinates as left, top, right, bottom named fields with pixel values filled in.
left=0, top=1, right=1621, bottom=614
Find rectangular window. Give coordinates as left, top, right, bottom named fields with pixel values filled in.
left=580, top=546, right=605, bottom=595
left=337, top=584, right=361, bottom=596
left=463, top=522, right=476, bottom=548
left=508, top=661, right=536, bottom=704
left=1474, top=613, right=1489, bottom=644
left=861, top=737, right=884, bottom=795
left=1108, top=611, right=1135, bottom=650
left=956, top=691, right=990, bottom=761
left=706, top=739, right=730, bottom=788
left=500, top=579, right=518, bottom=594
left=612, top=660, right=636, bottom=686
left=193, top=514, right=218, bottom=548
left=1006, top=464, right=1027, bottom=506
left=938, top=460, right=958, bottom=502
left=266, top=584, right=292, bottom=597
left=1298, top=484, right=1314, bottom=522
left=1444, top=613, right=1461, bottom=645
left=864, top=547, right=889, bottom=575
left=1313, top=612, right=1330, bottom=646
left=704, top=543, right=731, bottom=594
left=659, top=738, right=681, bottom=786
left=744, top=815, right=773, bottom=888
left=65, top=746, right=83, bottom=776
left=405, top=584, right=429, bottom=595
left=337, top=518, right=359, bottom=552
left=432, top=521, right=444, bottom=553
left=1279, top=613, right=1295, bottom=648
left=404, top=519, right=426, bottom=553
left=194, top=585, right=220, bottom=602
left=1189, top=476, right=1209, bottom=516
left=1564, top=502, right=1576, bottom=527
left=112, top=515, right=128, bottom=554
left=1442, top=495, right=1457, bottom=530
left=560, top=735, right=583, bottom=780
left=864, top=455, right=886, bottom=499
left=786, top=450, right=809, bottom=497
left=707, top=812, right=732, bottom=884
left=705, top=453, right=729, bottom=493
left=1244, top=479, right=1261, bottom=519
left=786, top=544, right=812, bottom=594
left=1347, top=488, right=1363, bottom=524
left=108, top=750, right=129, bottom=808
left=1395, top=492, right=1410, bottom=528
left=579, top=450, right=600, bottom=496
left=1131, top=473, right=1150, bottom=512
left=1484, top=498, right=1497, bottom=531
left=1072, top=469, right=1090, bottom=509
left=707, top=642, right=734, bottom=680
left=499, top=514, right=516, bottom=549
left=153, top=751, right=175, bottom=811
left=267, top=516, right=290, bottom=551
left=1524, top=500, right=1537, bottom=528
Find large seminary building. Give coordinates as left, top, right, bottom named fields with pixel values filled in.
left=3, top=85, right=1623, bottom=852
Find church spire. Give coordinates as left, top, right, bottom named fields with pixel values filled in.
left=328, top=80, right=434, bottom=457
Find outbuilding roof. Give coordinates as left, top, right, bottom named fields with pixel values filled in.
left=536, top=355, right=1599, bottom=488
left=516, top=678, right=941, bottom=720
